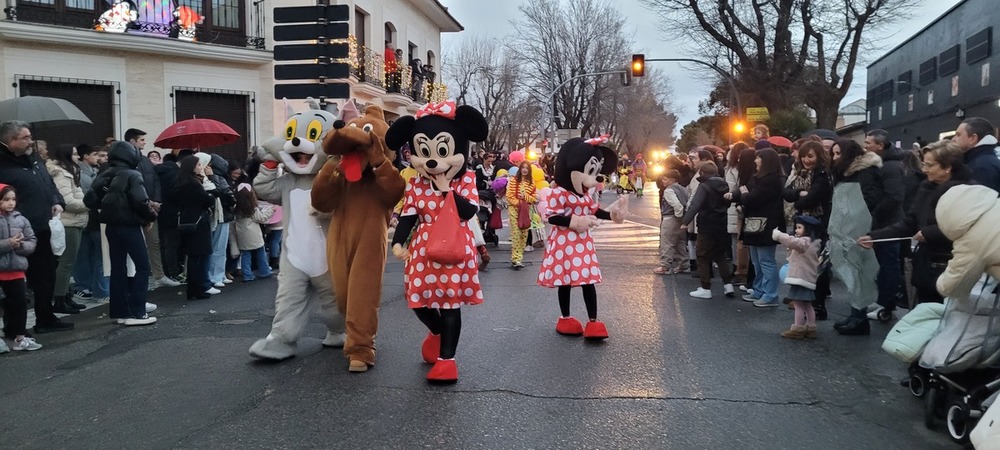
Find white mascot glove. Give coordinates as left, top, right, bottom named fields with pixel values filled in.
left=569, top=215, right=599, bottom=232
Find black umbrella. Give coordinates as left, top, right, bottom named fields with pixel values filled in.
left=802, top=128, right=837, bottom=140
left=0, top=96, right=93, bottom=127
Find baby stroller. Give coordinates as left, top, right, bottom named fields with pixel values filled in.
left=906, top=275, right=1000, bottom=444
left=478, top=188, right=500, bottom=247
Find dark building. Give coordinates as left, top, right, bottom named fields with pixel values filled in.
left=867, top=0, right=999, bottom=148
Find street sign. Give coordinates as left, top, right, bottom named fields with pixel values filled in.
left=274, top=63, right=350, bottom=80
left=273, top=5, right=349, bottom=23
left=274, top=22, right=349, bottom=42
left=746, top=107, right=770, bottom=121
left=273, top=43, right=349, bottom=61
left=274, top=83, right=351, bottom=100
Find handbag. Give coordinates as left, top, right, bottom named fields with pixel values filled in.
left=517, top=201, right=531, bottom=230
left=425, top=193, right=466, bottom=265
left=177, top=214, right=202, bottom=234
left=49, top=216, right=66, bottom=256
left=488, top=205, right=503, bottom=230
left=910, top=245, right=946, bottom=291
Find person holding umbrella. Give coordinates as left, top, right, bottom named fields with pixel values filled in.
left=0, top=120, right=72, bottom=333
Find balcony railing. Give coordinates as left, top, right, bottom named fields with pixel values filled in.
left=346, top=34, right=448, bottom=105
left=5, top=2, right=265, bottom=50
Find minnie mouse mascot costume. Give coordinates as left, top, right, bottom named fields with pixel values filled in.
left=386, top=101, right=489, bottom=383
left=538, top=136, right=626, bottom=339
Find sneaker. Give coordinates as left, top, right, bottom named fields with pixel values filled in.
left=74, top=289, right=93, bottom=300
left=174, top=274, right=187, bottom=284
left=110, top=318, right=126, bottom=324
left=147, top=279, right=160, bottom=291
left=222, top=278, right=233, bottom=284
left=739, top=285, right=750, bottom=292
left=145, top=302, right=157, bottom=313
left=689, top=287, right=712, bottom=299
left=0, top=339, right=9, bottom=354
left=158, top=276, right=181, bottom=287
left=11, top=337, right=42, bottom=351
left=723, top=284, right=735, bottom=297
left=867, top=307, right=893, bottom=321
left=524, top=245, right=534, bottom=252
left=753, top=299, right=780, bottom=308
left=213, top=282, right=226, bottom=288
left=742, top=292, right=759, bottom=302
left=123, top=316, right=157, bottom=326
left=206, top=287, right=221, bottom=295
left=511, top=262, right=525, bottom=270
left=91, top=296, right=110, bottom=304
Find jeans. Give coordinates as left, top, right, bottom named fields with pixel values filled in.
left=240, top=247, right=272, bottom=281
left=748, top=245, right=779, bottom=302
left=874, top=241, right=903, bottom=309
left=105, top=224, right=150, bottom=319
left=208, top=222, right=229, bottom=285
left=73, top=229, right=109, bottom=297
left=266, top=229, right=282, bottom=260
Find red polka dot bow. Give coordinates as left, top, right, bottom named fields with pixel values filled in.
left=416, top=101, right=457, bottom=120
left=585, top=133, right=610, bottom=145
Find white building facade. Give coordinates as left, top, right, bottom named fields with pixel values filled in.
left=0, top=0, right=458, bottom=161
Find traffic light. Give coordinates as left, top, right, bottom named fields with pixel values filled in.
left=631, top=54, right=645, bottom=77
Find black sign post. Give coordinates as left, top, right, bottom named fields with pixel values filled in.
left=272, top=1, right=351, bottom=104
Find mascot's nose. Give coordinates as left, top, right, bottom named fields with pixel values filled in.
left=596, top=175, right=606, bottom=183
left=291, top=137, right=301, bottom=147
left=333, top=120, right=345, bottom=129
left=426, top=159, right=438, bottom=169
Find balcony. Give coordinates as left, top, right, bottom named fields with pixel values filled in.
left=4, top=0, right=265, bottom=50
left=345, top=34, right=449, bottom=106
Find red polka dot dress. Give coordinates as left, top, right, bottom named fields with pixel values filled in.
left=401, top=171, right=484, bottom=309
left=537, top=187, right=603, bottom=287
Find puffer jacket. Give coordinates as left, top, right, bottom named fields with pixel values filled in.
left=0, top=210, right=37, bottom=272
left=234, top=205, right=275, bottom=251
left=210, top=154, right=236, bottom=223
left=46, top=160, right=89, bottom=228
left=681, top=175, right=729, bottom=235
left=84, top=141, right=157, bottom=226
left=935, top=185, right=1000, bottom=298
left=772, top=229, right=822, bottom=289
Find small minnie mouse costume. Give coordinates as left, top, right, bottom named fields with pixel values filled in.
left=538, top=136, right=624, bottom=339
left=386, top=101, right=489, bottom=382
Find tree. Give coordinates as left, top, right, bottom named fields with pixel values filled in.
left=641, top=0, right=918, bottom=128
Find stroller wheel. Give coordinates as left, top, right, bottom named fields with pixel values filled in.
left=946, top=401, right=972, bottom=444
left=925, top=388, right=942, bottom=429
left=877, top=307, right=893, bottom=323
left=908, top=372, right=927, bottom=398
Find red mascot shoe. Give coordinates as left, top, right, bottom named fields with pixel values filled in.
left=583, top=320, right=609, bottom=340
left=421, top=332, right=441, bottom=364
left=427, top=358, right=458, bottom=382
left=555, top=317, right=584, bottom=336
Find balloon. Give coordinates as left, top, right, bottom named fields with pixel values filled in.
left=496, top=169, right=508, bottom=178
left=779, top=263, right=789, bottom=282
left=531, top=165, right=544, bottom=182
left=491, top=177, right=508, bottom=192
left=508, top=150, right=525, bottom=164
left=508, top=166, right=519, bottom=177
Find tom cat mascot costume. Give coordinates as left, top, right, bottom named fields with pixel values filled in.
left=248, top=98, right=347, bottom=361
left=385, top=101, right=489, bottom=383
left=311, top=103, right=406, bottom=373
left=538, top=136, right=626, bottom=340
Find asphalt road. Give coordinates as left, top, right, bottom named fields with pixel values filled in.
left=0, top=184, right=953, bottom=449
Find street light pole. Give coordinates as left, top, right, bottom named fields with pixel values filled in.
left=541, top=69, right=626, bottom=156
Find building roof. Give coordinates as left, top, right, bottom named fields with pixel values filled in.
left=867, top=0, right=969, bottom=68
left=411, top=0, right=464, bottom=32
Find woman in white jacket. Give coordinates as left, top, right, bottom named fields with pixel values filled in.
left=935, top=184, right=1000, bottom=298
left=46, top=145, right=89, bottom=313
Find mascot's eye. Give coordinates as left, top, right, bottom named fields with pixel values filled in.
left=362, top=124, right=374, bottom=133
left=306, top=120, right=322, bottom=142
left=284, top=119, right=297, bottom=140
left=417, top=142, right=432, bottom=158
left=436, top=143, right=449, bottom=158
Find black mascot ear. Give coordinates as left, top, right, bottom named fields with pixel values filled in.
left=454, top=105, right=489, bottom=143
left=385, top=115, right=416, bottom=151
left=598, top=146, right=618, bottom=175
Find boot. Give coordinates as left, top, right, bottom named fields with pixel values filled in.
left=805, top=325, right=818, bottom=339
left=834, top=308, right=870, bottom=336
left=814, top=302, right=828, bottom=321
left=64, top=294, right=86, bottom=310
left=780, top=325, right=807, bottom=340
left=421, top=332, right=441, bottom=364
left=583, top=320, right=609, bottom=340
left=555, top=317, right=584, bottom=336
left=52, top=295, right=80, bottom=314
left=427, top=358, right=458, bottom=383
left=477, top=245, right=491, bottom=271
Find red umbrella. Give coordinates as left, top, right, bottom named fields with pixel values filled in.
left=768, top=136, right=793, bottom=148
left=154, top=118, right=240, bottom=149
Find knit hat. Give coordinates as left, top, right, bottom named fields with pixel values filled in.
left=194, top=152, right=212, bottom=167
left=754, top=139, right=772, bottom=150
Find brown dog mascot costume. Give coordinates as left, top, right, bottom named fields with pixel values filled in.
left=311, top=102, right=406, bottom=373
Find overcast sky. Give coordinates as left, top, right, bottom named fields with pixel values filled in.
left=438, top=0, right=962, bottom=129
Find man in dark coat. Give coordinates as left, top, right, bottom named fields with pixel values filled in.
left=864, top=129, right=909, bottom=316
left=954, top=117, right=1000, bottom=193
left=681, top=161, right=734, bottom=299
left=0, top=121, right=72, bottom=333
